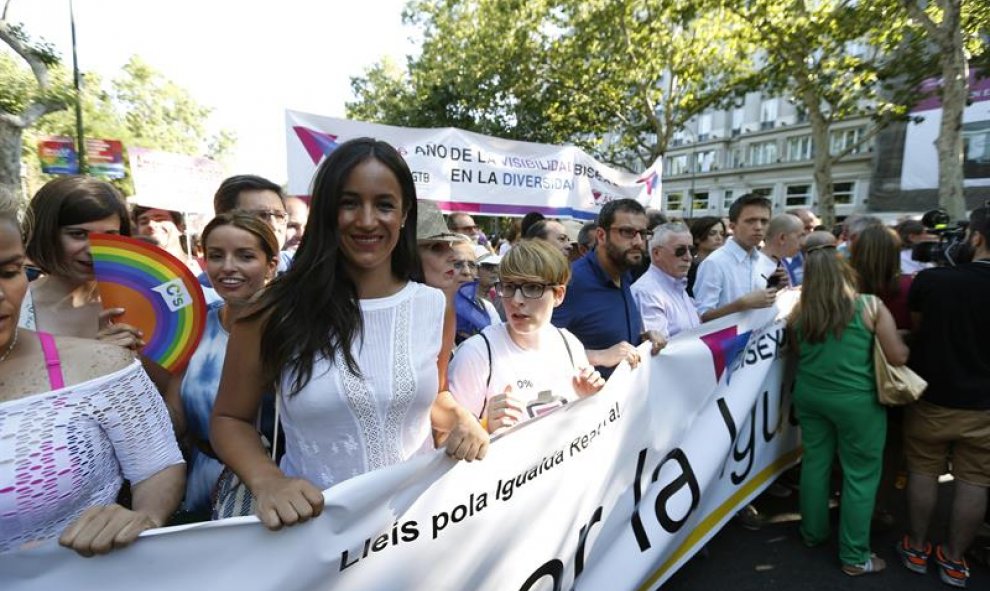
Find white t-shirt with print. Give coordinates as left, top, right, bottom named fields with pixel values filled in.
left=448, top=323, right=590, bottom=421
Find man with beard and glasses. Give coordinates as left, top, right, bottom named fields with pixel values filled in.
left=551, top=199, right=665, bottom=378
left=694, top=193, right=784, bottom=322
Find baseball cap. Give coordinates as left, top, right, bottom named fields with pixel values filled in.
left=478, top=250, right=502, bottom=266
left=417, top=200, right=469, bottom=243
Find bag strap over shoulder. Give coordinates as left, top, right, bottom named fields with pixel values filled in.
left=557, top=327, right=575, bottom=368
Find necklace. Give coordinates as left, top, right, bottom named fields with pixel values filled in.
left=0, top=328, right=19, bottom=363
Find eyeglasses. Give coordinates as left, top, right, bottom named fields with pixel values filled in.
left=495, top=282, right=556, bottom=299
left=453, top=260, right=479, bottom=271
left=665, top=245, right=692, bottom=258
left=611, top=226, right=653, bottom=241
left=247, top=209, right=289, bottom=224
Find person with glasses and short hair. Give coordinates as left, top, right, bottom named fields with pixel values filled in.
left=551, top=199, right=666, bottom=379
left=631, top=223, right=700, bottom=339
left=212, top=174, right=292, bottom=269
left=449, top=240, right=605, bottom=433
left=448, top=211, right=484, bottom=244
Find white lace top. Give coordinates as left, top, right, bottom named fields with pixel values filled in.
left=278, top=282, right=445, bottom=490
left=0, top=361, right=184, bottom=553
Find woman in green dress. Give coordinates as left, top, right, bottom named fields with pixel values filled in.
left=789, top=231, right=909, bottom=576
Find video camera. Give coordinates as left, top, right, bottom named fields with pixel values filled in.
left=911, top=209, right=969, bottom=266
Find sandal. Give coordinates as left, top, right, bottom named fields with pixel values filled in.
left=842, top=554, right=887, bottom=576
left=934, top=545, right=969, bottom=588
left=896, top=535, right=931, bottom=574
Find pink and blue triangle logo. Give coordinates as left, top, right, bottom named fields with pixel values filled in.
left=699, top=327, right=752, bottom=383
left=294, top=127, right=339, bottom=164
left=636, top=171, right=659, bottom=196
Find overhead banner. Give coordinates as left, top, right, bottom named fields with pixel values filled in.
left=128, top=148, right=225, bottom=214
left=901, top=72, right=990, bottom=190
left=0, top=295, right=800, bottom=591
left=286, top=110, right=663, bottom=220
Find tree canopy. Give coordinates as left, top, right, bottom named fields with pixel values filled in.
left=348, top=0, right=761, bottom=171
left=1, top=12, right=234, bottom=199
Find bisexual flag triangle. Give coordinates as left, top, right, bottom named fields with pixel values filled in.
left=294, top=127, right=339, bottom=164
left=700, top=327, right=752, bottom=383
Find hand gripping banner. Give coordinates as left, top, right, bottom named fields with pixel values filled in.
left=1, top=295, right=801, bottom=591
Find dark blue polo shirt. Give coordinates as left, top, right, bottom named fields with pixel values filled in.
left=551, top=251, right=643, bottom=378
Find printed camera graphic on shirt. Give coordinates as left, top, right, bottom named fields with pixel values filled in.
left=526, top=390, right=568, bottom=419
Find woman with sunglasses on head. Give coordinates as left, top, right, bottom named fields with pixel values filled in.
left=448, top=239, right=605, bottom=434
left=210, top=139, right=488, bottom=530
left=0, top=194, right=184, bottom=556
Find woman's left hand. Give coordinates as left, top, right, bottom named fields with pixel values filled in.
left=443, top=407, right=489, bottom=462
left=573, top=365, right=606, bottom=397
left=59, top=504, right=159, bottom=557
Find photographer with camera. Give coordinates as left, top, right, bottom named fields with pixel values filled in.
left=897, top=205, right=990, bottom=588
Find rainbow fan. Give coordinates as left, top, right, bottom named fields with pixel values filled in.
left=89, top=234, right=207, bottom=372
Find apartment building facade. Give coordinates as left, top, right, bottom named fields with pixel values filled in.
left=659, top=91, right=875, bottom=219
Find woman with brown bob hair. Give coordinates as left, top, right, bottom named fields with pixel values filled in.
left=21, top=177, right=142, bottom=349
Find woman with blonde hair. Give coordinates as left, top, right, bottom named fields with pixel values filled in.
left=448, top=239, right=605, bottom=433
left=789, top=231, right=909, bottom=576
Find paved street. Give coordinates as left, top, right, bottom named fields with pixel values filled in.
left=664, top=480, right=989, bottom=590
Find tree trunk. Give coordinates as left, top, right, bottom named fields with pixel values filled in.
left=806, top=94, right=835, bottom=228
left=934, top=0, right=967, bottom=221
left=0, top=119, right=23, bottom=200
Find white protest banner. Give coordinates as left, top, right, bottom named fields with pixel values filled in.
left=0, top=295, right=800, bottom=591
left=128, top=147, right=225, bottom=214
left=286, top=110, right=663, bottom=220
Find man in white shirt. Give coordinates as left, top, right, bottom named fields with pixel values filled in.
left=631, top=222, right=700, bottom=339
left=694, top=194, right=781, bottom=322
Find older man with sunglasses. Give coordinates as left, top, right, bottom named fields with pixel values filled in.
left=631, top=222, right=700, bottom=340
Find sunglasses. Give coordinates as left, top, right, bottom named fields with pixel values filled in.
left=612, top=226, right=654, bottom=240
left=667, top=245, right=691, bottom=258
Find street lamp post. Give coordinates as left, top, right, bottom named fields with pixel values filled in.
left=69, top=0, right=85, bottom=173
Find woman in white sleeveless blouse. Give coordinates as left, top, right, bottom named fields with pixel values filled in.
left=211, top=138, right=488, bottom=530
